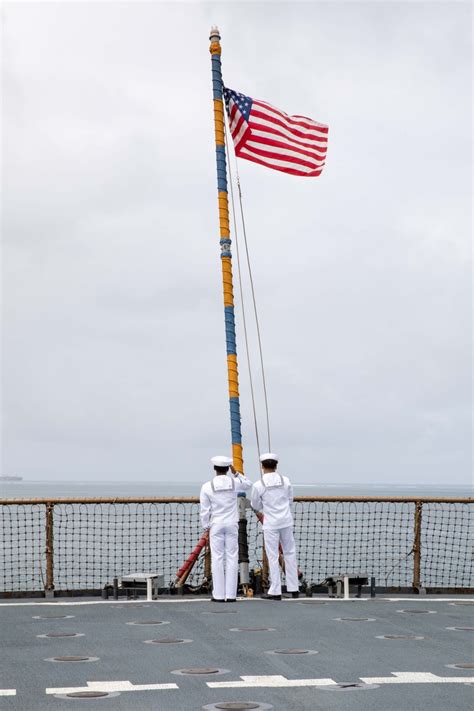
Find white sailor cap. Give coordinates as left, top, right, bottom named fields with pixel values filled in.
left=211, top=455, right=232, bottom=467
left=260, top=452, right=279, bottom=462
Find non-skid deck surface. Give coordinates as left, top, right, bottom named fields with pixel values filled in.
left=1, top=596, right=473, bottom=710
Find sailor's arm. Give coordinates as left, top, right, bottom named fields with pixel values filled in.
left=199, top=486, right=212, bottom=530
left=250, top=483, right=263, bottom=512
left=230, top=465, right=253, bottom=491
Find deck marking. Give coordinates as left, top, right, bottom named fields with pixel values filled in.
left=0, top=690, right=16, bottom=697
left=1, top=597, right=473, bottom=608
left=207, top=675, right=337, bottom=688
left=360, top=672, right=474, bottom=684
left=46, top=680, right=178, bottom=694
left=208, top=672, right=474, bottom=689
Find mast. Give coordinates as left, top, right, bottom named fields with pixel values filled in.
left=209, top=26, right=244, bottom=473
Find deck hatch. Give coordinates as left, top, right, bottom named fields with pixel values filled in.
left=229, top=627, right=275, bottom=632
left=334, top=617, right=376, bottom=622
left=126, top=620, right=170, bottom=626
left=66, top=692, right=112, bottom=699
left=446, top=663, right=474, bottom=670
left=376, top=634, right=424, bottom=640
left=266, top=649, right=319, bottom=656
left=204, top=704, right=273, bottom=710
left=143, top=637, right=192, bottom=644
left=38, top=632, right=84, bottom=638
left=47, top=656, right=99, bottom=663
left=319, top=682, right=380, bottom=691
left=172, top=668, right=229, bottom=676
left=203, top=610, right=238, bottom=614
left=33, top=615, right=75, bottom=619
left=397, top=609, right=436, bottom=614
left=447, top=627, right=474, bottom=632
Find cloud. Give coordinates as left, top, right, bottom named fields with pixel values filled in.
left=1, top=1, right=471, bottom=485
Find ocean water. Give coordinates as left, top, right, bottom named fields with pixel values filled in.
left=1, top=480, right=472, bottom=500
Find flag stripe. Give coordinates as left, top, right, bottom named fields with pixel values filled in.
left=238, top=149, right=323, bottom=176
left=246, top=140, right=326, bottom=168
left=250, top=124, right=327, bottom=155
left=251, top=109, right=328, bottom=143
left=234, top=123, right=251, bottom=150
left=229, top=104, right=242, bottom=132
left=254, top=99, right=329, bottom=133
left=243, top=142, right=325, bottom=170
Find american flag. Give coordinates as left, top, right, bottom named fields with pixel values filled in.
left=223, top=87, right=328, bottom=177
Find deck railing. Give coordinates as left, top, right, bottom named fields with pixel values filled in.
left=0, top=496, right=472, bottom=596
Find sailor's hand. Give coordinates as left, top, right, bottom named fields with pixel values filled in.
left=230, top=465, right=237, bottom=475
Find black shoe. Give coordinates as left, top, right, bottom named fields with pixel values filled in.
left=291, top=591, right=300, bottom=599
left=260, top=593, right=281, bottom=600
left=211, top=597, right=226, bottom=603
left=226, top=598, right=236, bottom=603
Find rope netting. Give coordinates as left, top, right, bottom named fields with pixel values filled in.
left=0, top=504, right=44, bottom=592
left=53, top=502, right=203, bottom=591
left=293, top=500, right=415, bottom=587
left=0, top=499, right=471, bottom=593
left=421, top=502, right=473, bottom=588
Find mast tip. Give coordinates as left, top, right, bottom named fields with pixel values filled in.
left=209, top=25, right=221, bottom=41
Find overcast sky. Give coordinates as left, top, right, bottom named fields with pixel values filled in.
left=1, top=1, right=472, bottom=485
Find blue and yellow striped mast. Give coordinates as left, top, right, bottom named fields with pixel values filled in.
left=209, top=26, right=243, bottom=473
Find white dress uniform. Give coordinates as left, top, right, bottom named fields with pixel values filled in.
left=251, top=455, right=299, bottom=596
left=200, top=457, right=253, bottom=601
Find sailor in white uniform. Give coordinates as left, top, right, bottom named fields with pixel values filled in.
left=200, top=455, right=253, bottom=602
left=250, top=453, right=299, bottom=600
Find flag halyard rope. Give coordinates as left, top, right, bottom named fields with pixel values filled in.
left=224, top=114, right=272, bottom=458
left=234, top=167, right=272, bottom=454
left=225, top=118, right=262, bottom=472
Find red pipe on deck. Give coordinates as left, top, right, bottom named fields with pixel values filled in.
left=175, top=532, right=209, bottom=581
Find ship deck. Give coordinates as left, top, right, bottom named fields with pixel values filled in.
left=1, top=595, right=473, bottom=710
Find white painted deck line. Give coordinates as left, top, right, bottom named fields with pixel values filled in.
left=0, top=599, right=223, bottom=607
left=360, top=672, right=474, bottom=684
left=46, top=680, right=178, bottom=694
left=1, top=597, right=473, bottom=607
left=0, top=690, right=16, bottom=697
left=207, top=675, right=337, bottom=688
left=208, top=673, right=474, bottom=689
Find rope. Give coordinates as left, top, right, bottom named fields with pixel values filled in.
left=234, top=167, right=272, bottom=453
left=222, top=107, right=272, bottom=455
left=224, top=119, right=262, bottom=470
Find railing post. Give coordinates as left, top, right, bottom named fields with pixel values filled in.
left=412, top=501, right=423, bottom=592
left=45, top=502, right=55, bottom=598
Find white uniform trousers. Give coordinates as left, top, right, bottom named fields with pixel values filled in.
left=209, top=524, right=239, bottom=600
left=264, top=525, right=299, bottom=596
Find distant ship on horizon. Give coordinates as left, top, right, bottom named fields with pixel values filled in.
left=0, top=475, right=23, bottom=482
